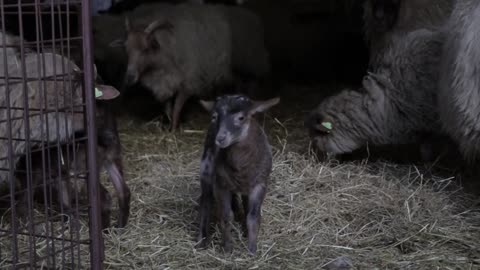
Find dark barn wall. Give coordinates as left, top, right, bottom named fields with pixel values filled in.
left=2, top=0, right=369, bottom=86
left=241, top=0, right=369, bottom=85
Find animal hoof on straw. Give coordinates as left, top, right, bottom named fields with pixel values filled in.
left=247, top=244, right=257, bottom=256
left=168, top=123, right=178, bottom=133
left=222, top=242, right=233, bottom=254
left=195, top=237, right=209, bottom=249
left=114, top=223, right=126, bottom=229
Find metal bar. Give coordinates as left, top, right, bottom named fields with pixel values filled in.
left=36, top=3, right=55, bottom=268
left=81, top=0, right=103, bottom=269
left=0, top=0, right=19, bottom=267
left=48, top=3, right=60, bottom=268
left=16, top=2, right=38, bottom=267
left=2, top=2, right=83, bottom=9
left=53, top=3, right=70, bottom=267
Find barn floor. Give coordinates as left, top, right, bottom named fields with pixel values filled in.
left=99, top=83, right=480, bottom=269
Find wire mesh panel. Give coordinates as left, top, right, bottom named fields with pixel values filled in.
left=0, top=0, right=103, bottom=269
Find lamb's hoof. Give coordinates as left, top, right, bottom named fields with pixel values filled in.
left=114, top=220, right=127, bottom=229
left=247, top=244, right=257, bottom=256
left=112, top=224, right=125, bottom=231
left=195, top=237, right=209, bottom=249
left=222, top=242, right=233, bottom=254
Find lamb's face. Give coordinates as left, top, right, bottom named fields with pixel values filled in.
left=305, top=90, right=367, bottom=160
left=209, top=95, right=254, bottom=149
left=201, top=95, right=280, bottom=149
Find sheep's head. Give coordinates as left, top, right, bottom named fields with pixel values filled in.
left=304, top=76, right=383, bottom=160
left=304, top=95, right=363, bottom=161
left=123, top=17, right=174, bottom=86
left=200, top=95, right=280, bottom=149
left=305, top=73, right=390, bottom=160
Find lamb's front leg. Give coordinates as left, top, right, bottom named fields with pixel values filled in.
left=215, top=185, right=233, bottom=253
left=196, top=179, right=214, bottom=248
left=246, top=184, right=266, bottom=255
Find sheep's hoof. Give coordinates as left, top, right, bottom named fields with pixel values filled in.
left=168, top=124, right=177, bottom=133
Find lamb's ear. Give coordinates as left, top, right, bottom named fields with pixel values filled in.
left=249, top=97, right=280, bottom=116
left=199, top=100, right=215, bottom=112
left=94, top=84, right=121, bottom=100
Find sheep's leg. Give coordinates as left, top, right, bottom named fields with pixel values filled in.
left=163, top=98, right=173, bottom=124
left=59, top=181, right=71, bottom=209
left=216, top=186, right=233, bottom=253
left=170, top=92, right=189, bottom=131
left=196, top=179, right=214, bottom=248
left=105, top=158, right=130, bottom=228
left=57, top=178, right=82, bottom=233
left=247, top=184, right=266, bottom=255
left=15, top=175, right=34, bottom=221
left=99, top=183, right=112, bottom=230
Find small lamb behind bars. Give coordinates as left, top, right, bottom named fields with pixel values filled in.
left=196, top=94, right=279, bottom=255
left=0, top=31, right=112, bottom=192
left=15, top=76, right=130, bottom=229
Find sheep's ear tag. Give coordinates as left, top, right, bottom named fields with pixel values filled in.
left=95, top=87, right=103, bottom=98
left=321, top=122, right=333, bottom=130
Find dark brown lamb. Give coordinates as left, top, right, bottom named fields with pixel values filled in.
left=196, top=94, right=279, bottom=255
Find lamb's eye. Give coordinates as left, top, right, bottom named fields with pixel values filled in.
left=211, top=114, right=217, bottom=121
left=238, top=116, right=245, bottom=122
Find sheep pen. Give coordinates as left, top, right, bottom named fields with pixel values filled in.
left=1, top=1, right=480, bottom=268
left=3, top=84, right=478, bottom=269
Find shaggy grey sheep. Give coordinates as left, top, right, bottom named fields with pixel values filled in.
left=305, top=28, right=443, bottom=159
left=124, top=2, right=233, bottom=130
left=438, top=0, right=480, bottom=162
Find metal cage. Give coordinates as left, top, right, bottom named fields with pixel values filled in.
left=0, top=0, right=103, bottom=269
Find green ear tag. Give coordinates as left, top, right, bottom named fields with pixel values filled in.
left=95, top=87, right=103, bottom=98
left=321, top=122, right=332, bottom=130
